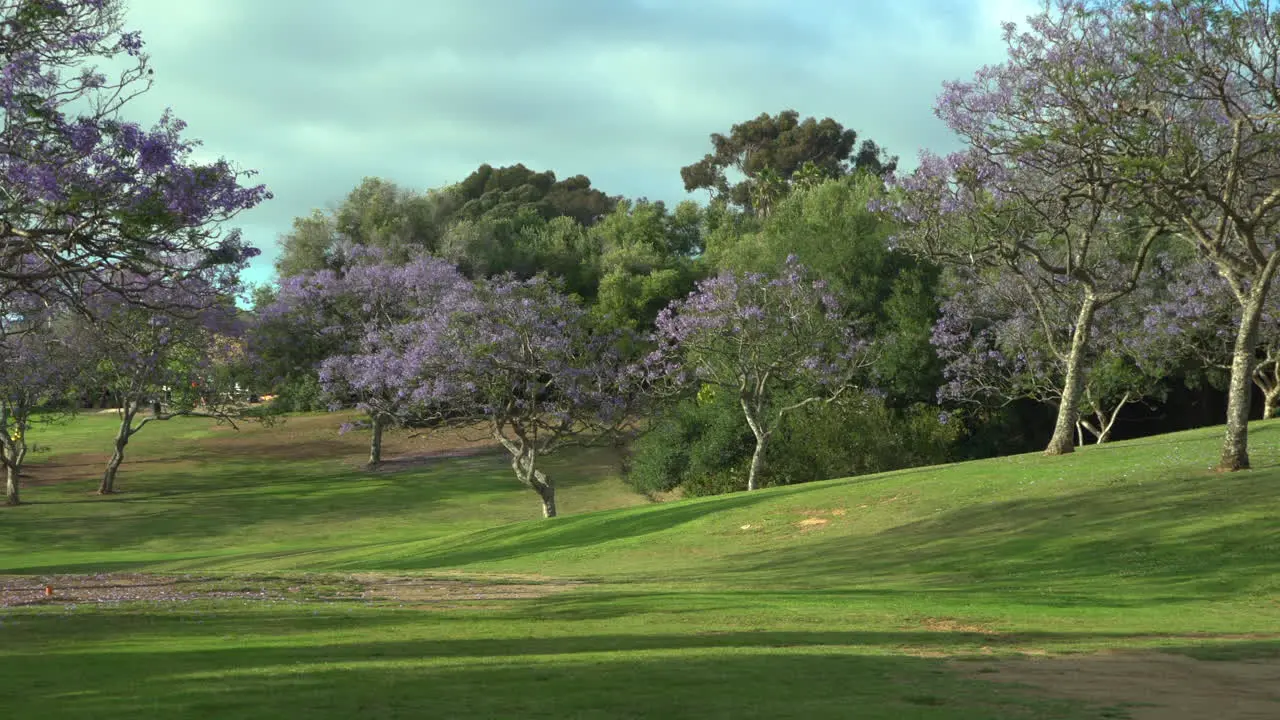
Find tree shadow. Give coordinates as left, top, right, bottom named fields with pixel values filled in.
left=714, top=467, right=1280, bottom=605
left=0, top=612, right=1175, bottom=719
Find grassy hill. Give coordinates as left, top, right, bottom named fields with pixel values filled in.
left=0, top=412, right=1277, bottom=718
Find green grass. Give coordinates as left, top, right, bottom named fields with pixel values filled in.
left=1, top=412, right=1278, bottom=718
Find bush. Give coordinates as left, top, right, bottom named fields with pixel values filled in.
left=625, top=391, right=753, bottom=497
left=626, top=388, right=963, bottom=497
left=766, top=392, right=962, bottom=485
left=268, top=373, right=329, bottom=413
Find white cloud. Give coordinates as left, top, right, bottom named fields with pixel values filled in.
left=112, top=0, right=1029, bottom=285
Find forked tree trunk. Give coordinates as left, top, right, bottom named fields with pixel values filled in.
left=1045, top=297, right=1099, bottom=456
left=1253, top=361, right=1280, bottom=421
left=100, top=405, right=136, bottom=495
left=511, top=450, right=557, bottom=518
left=368, top=414, right=384, bottom=467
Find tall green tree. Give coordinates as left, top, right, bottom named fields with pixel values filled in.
left=708, top=175, right=942, bottom=403
left=681, top=110, right=896, bottom=213
left=590, top=200, right=703, bottom=333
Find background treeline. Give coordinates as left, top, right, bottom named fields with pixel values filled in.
left=246, top=110, right=1238, bottom=498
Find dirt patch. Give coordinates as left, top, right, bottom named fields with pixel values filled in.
left=349, top=573, right=585, bottom=602
left=792, top=508, right=848, bottom=530
left=0, top=572, right=583, bottom=608
left=956, top=651, right=1280, bottom=719
left=364, top=446, right=504, bottom=473
left=918, top=617, right=998, bottom=634
left=0, top=574, right=288, bottom=606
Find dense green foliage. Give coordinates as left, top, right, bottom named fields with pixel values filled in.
left=626, top=390, right=959, bottom=497
left=250, top=106, right=1255, bottom=497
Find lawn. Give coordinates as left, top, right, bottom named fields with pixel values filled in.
left=0, top=412, right=1277, bottom=718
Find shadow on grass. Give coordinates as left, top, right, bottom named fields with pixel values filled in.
left=718, top=466, right=1280, bottom=603
left=0, top=446, right=639, bottom=560
left=0, top=611, right=1172, bottom=720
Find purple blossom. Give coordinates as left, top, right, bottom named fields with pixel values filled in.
left=0, top=3, right=270, bottom=312
left=646, top=259, right=870, bottom=489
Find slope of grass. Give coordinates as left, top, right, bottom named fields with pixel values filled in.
left=1, top=412, right=644, bottom=571
left=1, top=413, right=1277, bottom=718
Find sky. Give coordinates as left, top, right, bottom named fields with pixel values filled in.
left=118, top=0, right=1040, bottom=287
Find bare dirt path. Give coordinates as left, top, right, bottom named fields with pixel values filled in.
left=0, top=572, right=584, bottom=608
left=956, top=651, right=1280, bottom=719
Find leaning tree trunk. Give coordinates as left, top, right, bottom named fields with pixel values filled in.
left=1044, top=298, right=1098, bottom=456
left=1220, top=290, right=1268, bottom=471
left=746, top=431, right=767, bottom=492
left=533, top=470, right=557, bottom=518
left=740, top=398, right=770, bottom=491
left=368, top=414, right=384, bottom=468
left=100, top=405, right=136, bottom=495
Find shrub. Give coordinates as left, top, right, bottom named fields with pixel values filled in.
left=268, top=373, right=328, bottom=413
left=626, top=388, right=963, bottom=497
left=625, top=391, right=753, bottom=497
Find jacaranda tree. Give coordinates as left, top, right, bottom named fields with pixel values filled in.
left=928, top=0, right=1280, bottom=469
left=0, top=0, right=269, bottom=311
left=881, top=134, right=1165, bottom=457
left=74, top=275, right=244, bottom=494
left=933, top=265, right=1163, bottom=446
left=314, top=255, right=473, bottom=466
left=0, top=295, right=80, bottom=505
left=1138, top=255, right=1280, bottom=421
left=647, top=259, right=869, bottom=491
left=259, top=249, right=472, bottom=466
left=423, top=275, right=635, bottom=518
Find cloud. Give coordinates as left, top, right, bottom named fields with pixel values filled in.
left=116, top=0, right=1033, bottom=285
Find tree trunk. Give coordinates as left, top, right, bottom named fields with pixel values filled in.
left=1044, top=297, right=1098, bottom=456
left=1096, top=423, right=1112, bottom=444
left=1255, top=362, right=1280, bottom=421
left=536, top=473, right=557, bottom=518
left=511, top=451, right=557, bottom=518
left=100, top=406, right=135, bottom=495
left=4, top=463, right=17, bottom=506
left=740, top=398, right=769, bottom=491
left=1220, top=289, right=1268, bottom=471
left=746, top=432, right=767, bottom=492
left=368, top=414, right=384, bottom=467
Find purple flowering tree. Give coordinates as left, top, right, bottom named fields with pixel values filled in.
left=881, top=127, right=1164, bottom=457
left=0, top=0, right=270, bottom=310
left=313, top=255, right=473, bottom=466
left=261, top=250, right=473, bottom=467
left=0, top=298, right=80, bottom=505
left=1138, top=256, right=1280, bottom=421
left=648, top=260, right=869, bottom=491
left=74, top=278, right=244, bottom=494
left=426, top=275, right=635, bottom=518
left=920, top=0, right=1280, bottom=469
left=934, top=266, right=1163, bottom=446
